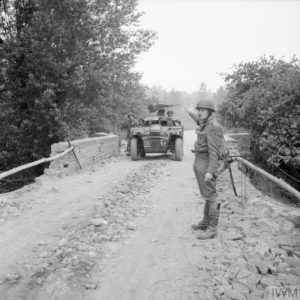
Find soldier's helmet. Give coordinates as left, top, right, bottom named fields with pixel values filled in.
left=196, top=99, right=215, bottom=112
left=128, top=112, right=136, bottom=118
left=167, top=110, right=173, bottom=117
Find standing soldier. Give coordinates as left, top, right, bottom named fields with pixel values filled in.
left=167, top=110, right=181, bottom=126
left=186, top=99, right=225, bottom=239
left=120, top=113, right=139, bottom=155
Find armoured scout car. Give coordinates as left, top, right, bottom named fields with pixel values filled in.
left=129, top=105, right=184, bottom=161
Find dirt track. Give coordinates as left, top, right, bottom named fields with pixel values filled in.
left=0, top=131, right=299, bottom=300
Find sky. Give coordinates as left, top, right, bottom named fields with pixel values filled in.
left=134, top=0, right=300, bottom=93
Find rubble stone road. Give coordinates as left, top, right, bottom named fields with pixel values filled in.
left=0, top=131, right=299, bottom=300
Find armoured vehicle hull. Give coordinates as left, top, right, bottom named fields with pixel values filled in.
left=130, top=116, right=184, bottom=161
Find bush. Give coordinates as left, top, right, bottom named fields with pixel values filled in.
left=219, top=56, right=300, bottom=191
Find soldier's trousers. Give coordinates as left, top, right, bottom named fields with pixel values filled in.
left=193, top=155, right=218, bottom=203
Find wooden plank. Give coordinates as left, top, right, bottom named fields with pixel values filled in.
left=236, top=157, right=300, bottom=202
left=0, top=147, right=74, bottom=180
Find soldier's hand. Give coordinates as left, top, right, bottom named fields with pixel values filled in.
left=204, top=173, right=213, bottom=182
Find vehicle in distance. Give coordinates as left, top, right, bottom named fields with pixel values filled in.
left=130, top=105, right=184, bottom=161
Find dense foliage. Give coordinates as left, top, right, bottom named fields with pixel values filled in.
left=0, top=0, right=155, bottom=189
left=0, top=0, right=154, bottom=183
left=218, top=56, right=300, bottom=190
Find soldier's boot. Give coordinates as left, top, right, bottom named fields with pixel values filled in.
left=196, top=202, right=221, bottom=240
left=191, top=201, right=209, bottom=230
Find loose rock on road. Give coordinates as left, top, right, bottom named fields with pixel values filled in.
left=0, top=130, right=299, bottom=300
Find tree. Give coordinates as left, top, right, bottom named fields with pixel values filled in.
left=213, top=86, right=227, bottom=106
left=0, top=0, right=156, bottom=191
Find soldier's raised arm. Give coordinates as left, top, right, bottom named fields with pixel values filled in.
left=185, top=108, right=200, bottom=125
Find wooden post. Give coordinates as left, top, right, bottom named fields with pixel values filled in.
left=67, top=139, right=82, bottom=169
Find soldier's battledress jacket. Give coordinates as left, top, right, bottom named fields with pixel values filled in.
left=189, top=112, right=224, bottom=176
left=121, top=119, right=139, bottom=138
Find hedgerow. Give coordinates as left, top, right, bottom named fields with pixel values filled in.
left=218, top=56, right=300, bottom=191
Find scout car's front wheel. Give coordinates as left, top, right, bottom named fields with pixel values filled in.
left=175, top=138, right=183, bottom=161
left=130, top=138, right=139, bottom=161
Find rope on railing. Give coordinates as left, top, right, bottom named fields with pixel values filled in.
left=0, top=147, right=74, bottom=180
